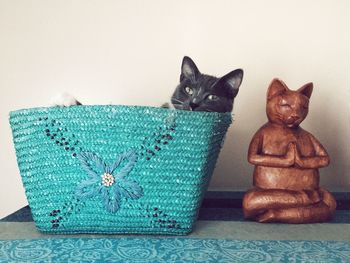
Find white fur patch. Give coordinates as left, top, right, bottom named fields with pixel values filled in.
left=50, top=92, right=80, bottom=107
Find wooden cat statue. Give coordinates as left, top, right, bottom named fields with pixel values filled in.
left=242, top=79, right=336, bottom=223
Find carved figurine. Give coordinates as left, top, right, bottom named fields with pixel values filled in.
left=243, top=79, right=336, bottom=223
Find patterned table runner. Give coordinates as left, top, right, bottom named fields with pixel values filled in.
left=0, top=237, right=349, bottom=262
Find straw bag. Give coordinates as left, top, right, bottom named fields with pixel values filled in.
left=9, top=105, right=231, bottom=235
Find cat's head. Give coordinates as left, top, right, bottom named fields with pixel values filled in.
left=171, top=56, right=243, bottom=112
left=266, top=78, right=313, bottom=128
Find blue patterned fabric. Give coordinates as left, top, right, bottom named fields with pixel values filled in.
left=0, top=237, right=349, bottom=262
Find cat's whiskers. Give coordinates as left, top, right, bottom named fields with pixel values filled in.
left=171, top=102, right=185, bottom=109
left=171, top=98, right=184, bottom=104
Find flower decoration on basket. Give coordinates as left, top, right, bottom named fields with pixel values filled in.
left=76, top=150, right=143, bottom=213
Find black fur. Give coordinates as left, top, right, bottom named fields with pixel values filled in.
left=170, top=56, right=243, bottom=113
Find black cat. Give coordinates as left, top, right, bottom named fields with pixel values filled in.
left=51, top=56, right=243, bottom=112
left=168, top=56, right=243, bottom=112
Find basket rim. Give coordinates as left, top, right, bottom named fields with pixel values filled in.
left=9, top=104, right=233, bottom=118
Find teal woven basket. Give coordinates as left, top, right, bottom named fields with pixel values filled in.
left=9, top=105, right=232, bottom=235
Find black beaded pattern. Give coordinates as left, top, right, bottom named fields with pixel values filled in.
left=49, top=196, right=85, bottom=229
left=147, top=207, right=181, bottom=229
left=39, top=117, right=81, bottom=158
left=140, top=121, right=176, bottom=161
left=138, top=119, right=181, bottom=229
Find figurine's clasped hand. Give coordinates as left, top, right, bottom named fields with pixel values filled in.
left=294, top=145, right=305, bottom=168
left=284, top=142, right=296, bottom=166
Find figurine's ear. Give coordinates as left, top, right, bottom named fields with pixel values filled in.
left=298, top=82, right=313, bottom=99
left=180, top=56, right=200, bottom=81
left=267, top=78, right=289, bottom=100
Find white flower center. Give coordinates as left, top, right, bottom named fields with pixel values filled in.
left=101, top=173, right=115, bottom=187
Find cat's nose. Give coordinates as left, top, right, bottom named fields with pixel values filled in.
left=189, top=102, right=199, bottom=110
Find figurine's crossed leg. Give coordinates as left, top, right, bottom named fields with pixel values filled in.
left=243, top=188, right=336, bottom=223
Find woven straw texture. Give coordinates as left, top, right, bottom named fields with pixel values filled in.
left=9, top=105, right=232, bottom=235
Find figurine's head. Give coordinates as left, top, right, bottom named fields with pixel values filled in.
left=266, top=79, right=313, bottom=128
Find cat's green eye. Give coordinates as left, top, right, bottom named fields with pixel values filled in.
left=208, top=95, right=219, bottom=101
left=184, top=87, right=194, bottom=95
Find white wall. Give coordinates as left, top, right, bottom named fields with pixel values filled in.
left=1, top=0, right=349, bottom=218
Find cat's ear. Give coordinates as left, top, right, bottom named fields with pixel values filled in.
left=217, top=69, right=244, bottom=98
left=298, top=82, right=313, bottom=99
left=180, top=56, right=200, bottom=81
left=267, top=78, right=289, bottom=100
